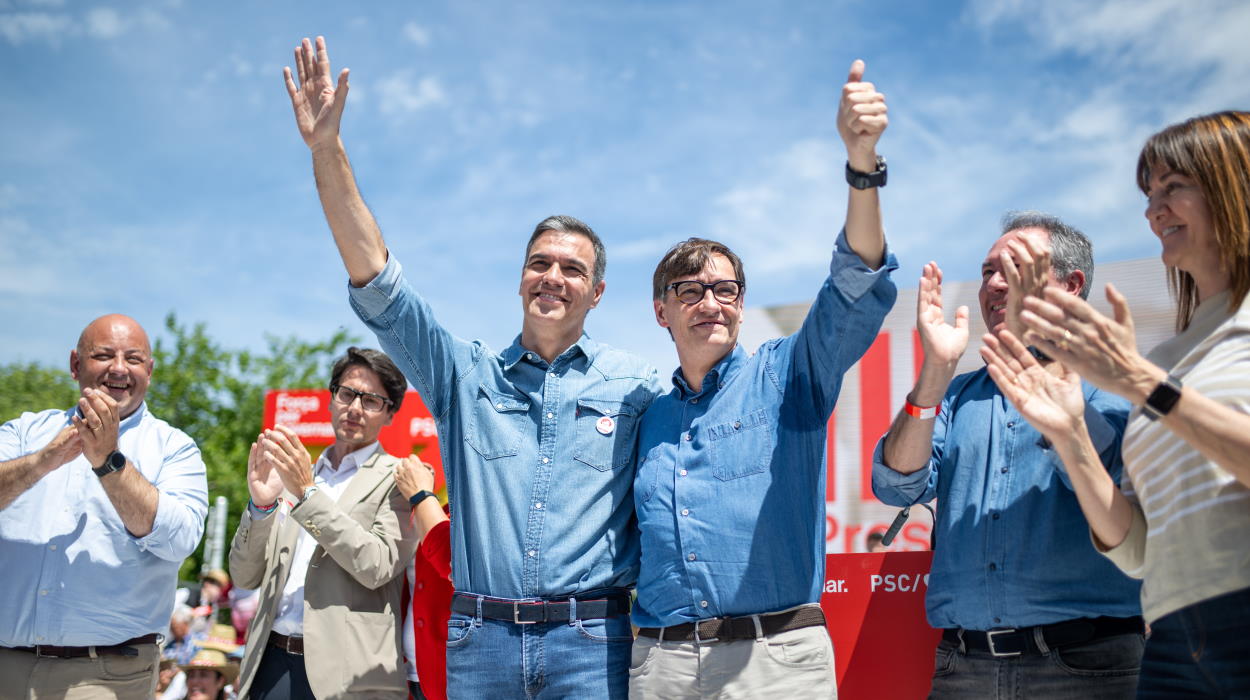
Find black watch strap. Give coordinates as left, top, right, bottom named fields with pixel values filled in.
left=1142, top=374, right=1183, bottom=420
left=93, top=450, right=127, bottom=478
left=846, top=156, right=887, bottom=189
left=409, top=490, right=438, bottom=507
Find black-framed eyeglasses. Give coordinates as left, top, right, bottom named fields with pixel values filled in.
left=329, top=384, right=394, bottom=413
left=666, top=279, right=745, bottom=305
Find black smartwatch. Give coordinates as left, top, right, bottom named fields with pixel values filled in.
left=1142, top=375, right=1183, bottom=420
left=846, top=156, right=887, bottom=189
left=408, top=490, right=438, bottom=507
left=93, top=450, right=127, bottom=478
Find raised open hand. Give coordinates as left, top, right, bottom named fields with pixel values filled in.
left=246, top=440, right=284, bottom=507
left=1001, top=232, right=1051, bottom=341
left=284, top=36, right=350, bottom=151
left=916, top=262, right=969, bottom=366
left=981, top=330, right=1086, bottom=439
left=1021, top=284, right=1152, bottom=398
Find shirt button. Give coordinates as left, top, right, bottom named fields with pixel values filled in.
left=681, top=508, right=690, bottom=516
left=684, top=433, right=692, bottom=442
left=733, top=421, right=741, bottom=430
left=534, top=502, right=544, bottom=510
left=39, top=590, right=47, bottom=596
left=992, top=513, right=1000, bottom=520
left=1000, top=467, right=1008, bottom=474
left=549, top=372, right=556, bottom=378
left=496, top=403, right=505, bottom=410
left=542, top=457, right=550, bottom=464
left=528, top=550, right=537, bottom=557
left=526, top=353, right=534, bottom=360
left=417, top=619, right=425, bottom=628
left=49, top=545, right=57, bottom=551
left=687, top=553, right=697, bottom=561
left=679, top=469, right=688, bottom=476
left=546, top=412, right=554, bottom=419
left=988, top=563, right=997, bottom=571
left=691, top=398, right=698, bottom=404
left=1007, top=421, right=1015, bottom=428
left=417, top=582, right=424, bottom=590
left=994, top=617, right=1002, bottom=624
left=700, top=600, right=709, bottom=608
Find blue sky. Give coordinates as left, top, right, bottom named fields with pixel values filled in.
left=3, top=0, right=1247, bottom=375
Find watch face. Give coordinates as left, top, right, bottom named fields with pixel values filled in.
left=108, top=451, right=126, bottom=470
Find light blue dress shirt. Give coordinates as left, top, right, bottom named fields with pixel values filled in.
left=633, top=230, right=898, bottom=628
left=349, top=255, right=663, bottom=598
left=0, top=403, right=208, bottom=646
left=871, top=368, right=1142, bottom=630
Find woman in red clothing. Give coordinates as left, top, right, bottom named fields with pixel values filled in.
left=394, top=457, right=453, bottom=700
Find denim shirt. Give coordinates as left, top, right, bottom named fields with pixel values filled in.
left=633, top=230, right=898, bottom=628
left=871, top=368, right=1142, bottom=630
left=349, top=255, right=663, bottom=598
left=0, top=403, right=208, bottom=646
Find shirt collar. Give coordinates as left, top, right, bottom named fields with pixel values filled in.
left=671, top=344, right=745, bottom=398
left=316, top=440, right=379, bottom=476
left=502, top=333, right=595, bottom=371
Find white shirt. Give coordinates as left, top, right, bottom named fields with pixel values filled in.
left=265, top=441, right=378, bottom=636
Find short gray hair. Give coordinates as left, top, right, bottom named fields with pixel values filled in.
left=170, top=605, right=194, bottom=625
left=524, top=215, right=606, bottom=286
left=1000, top=211, right=1094, bottom=299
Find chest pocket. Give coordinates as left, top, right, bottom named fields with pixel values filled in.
left=465, top=384, right=531, bottom=460
left=573, top=398, right=642, bottom=472
left=707, top=409, right=773, bottom=481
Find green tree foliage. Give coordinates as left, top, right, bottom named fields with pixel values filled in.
left=1, top=312, right=359, bottom=582
left=0, top=361, right=80, bottom=422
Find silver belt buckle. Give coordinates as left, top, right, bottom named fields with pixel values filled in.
left=986, top=629, right=1021, bottom=657
left=693, top=619, right=720, bottom=645
left=513, top=601, right=540, bottom=624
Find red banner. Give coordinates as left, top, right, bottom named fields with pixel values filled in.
left=821, top=551, right=940, bottom=699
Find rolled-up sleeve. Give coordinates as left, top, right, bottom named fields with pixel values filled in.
left=133, top=434, right=208, bottom=562
left=871, top=435, right=937, bottom=507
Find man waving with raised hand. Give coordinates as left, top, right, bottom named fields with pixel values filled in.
left=283, top=36, right=663, bottom=699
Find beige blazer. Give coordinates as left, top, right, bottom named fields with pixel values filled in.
left=229, top=446, right=418, bottom=699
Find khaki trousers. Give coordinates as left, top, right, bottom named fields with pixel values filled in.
left=628, top=616, right=837, bottom=699
left=0, top=643, right=159, bottom=700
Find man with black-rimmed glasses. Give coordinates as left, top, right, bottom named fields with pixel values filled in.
left=629, top=60, right=896, bottom=698
left=229, top=347, right=419, bottom=699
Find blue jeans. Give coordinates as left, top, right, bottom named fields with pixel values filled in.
left=445, top=600, right=633, bottom=699
left=1137, top=586, right=1250, bottom=698
left=929, top=632, right=1143, bottom=699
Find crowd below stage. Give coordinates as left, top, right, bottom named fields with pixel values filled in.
left=1, top=35, right=1249, bottom=700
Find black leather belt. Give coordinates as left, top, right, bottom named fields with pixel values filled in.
left=268, top=631, right=304, bottom=655
left=944, top=615, right=1144, bottom=657
left=451, top=591, right=631, bottom=624
left=9, top=633, right=159, bottom=659
left=638, top=605, right=827, bottom=642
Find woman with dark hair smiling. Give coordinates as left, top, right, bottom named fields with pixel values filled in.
left=980, top=111, right=1250, bottom=698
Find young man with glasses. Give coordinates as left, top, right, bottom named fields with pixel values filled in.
left=628, top=60, right=896, bottom=698
left=229, top=347, right=420, bottom=699
left=282, top=36, right=662, bottom=699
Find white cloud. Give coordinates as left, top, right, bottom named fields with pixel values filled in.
left=375, top=71, right=447, bottom=117
left=402, top=21, right=430, bottom=47
left=85, top=7, right=124, bottom=38
left=0, top=11, right=71, bottom=44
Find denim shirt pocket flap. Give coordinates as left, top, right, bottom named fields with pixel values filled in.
left=465, top=384, right=531, bottom=460
left=573, top=398, right=641, bottom=472
left=707, top=409, right=772, bottom=481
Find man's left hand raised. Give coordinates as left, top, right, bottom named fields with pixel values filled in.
left=838, top=59, right=888, bottom=171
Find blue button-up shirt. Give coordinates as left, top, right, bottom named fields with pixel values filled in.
left=349, top=255, right=663, bottom=598
left=0, top=403, right=208, bottom=646
left=871, top=368, right=1141, bottom=630
left=633, top=231, right=898, bottom=628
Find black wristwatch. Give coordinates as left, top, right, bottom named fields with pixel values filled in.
left=93, top=450, right=127, bottom=478
left=408, top=490, right=438, bottom=507
left=1141, top=375, right=1183, bottom=420
left=846, top=156, right=887, bottom=190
